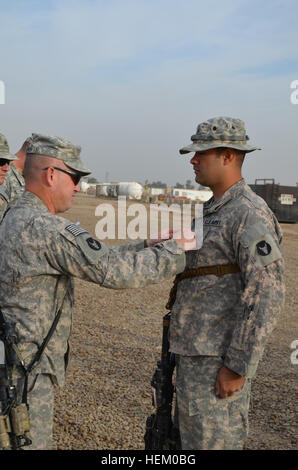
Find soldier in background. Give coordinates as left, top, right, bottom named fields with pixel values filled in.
left=0, top=135, right=32, bottom=220
left=167, top=117, right=285, bottom=450
left=0, top=132, right=19, bottom=189
left=0, top=133, right=194, bottom=450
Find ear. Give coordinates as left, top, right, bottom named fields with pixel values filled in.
left=44, top=167, right=56, bottom=187
left=222, top=148, right=236, bottom=166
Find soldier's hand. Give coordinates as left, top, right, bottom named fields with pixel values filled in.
left=146, top=229, right=174, bottom=247
left=215, top=366, right=245, bottom=399
left=173, top=229, right=196, bottom=251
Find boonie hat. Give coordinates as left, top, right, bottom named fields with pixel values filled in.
left=0, top=133, right=18, bottom=161
left=27, top=134, right=91, bottom=175
left=179, top=117, right=261, bottom=154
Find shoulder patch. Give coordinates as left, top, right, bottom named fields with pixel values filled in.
left=65, top=224, right=88, bottom=237
left=63, top=223, right=108, bottom=262
left=76, top=232, right=108, bottom=264
left=86, top=237, right=101, bottom=250
left=240, top=224, right=282, bottom=268
left=251, top=232, right=282, bottom=267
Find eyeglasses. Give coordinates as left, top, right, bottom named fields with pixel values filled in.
left=0, top=159, right=10, bottom=167
left=42, top=167, right=82, bottom=185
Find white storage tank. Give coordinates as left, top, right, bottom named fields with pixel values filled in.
left=172, top=188, right=213, bottom=201
left=80, top=181, right=90, bottom=193
left=118, top=182, right=144, bottom=200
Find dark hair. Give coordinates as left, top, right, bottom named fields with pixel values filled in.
left=215, top=147, right=246, bottom=167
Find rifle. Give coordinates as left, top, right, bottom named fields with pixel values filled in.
left=0, top=285, right=68, bottom=449
left=0, top=312, right=31, bottom=450
left=144, top=312, right=181, bottom=450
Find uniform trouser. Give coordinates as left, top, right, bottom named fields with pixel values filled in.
left=174, top=355, right=251, bottom=450
left=13, top=370, right=55, bottom=450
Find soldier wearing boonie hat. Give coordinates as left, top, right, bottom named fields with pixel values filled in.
left=0, top=133, right=194, bottom=449
left=167, top=116, right=285, bottom=450
left=179, top=116, right=261, bottom=154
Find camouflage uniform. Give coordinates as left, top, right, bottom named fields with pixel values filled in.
left=0, top=134, right=19, bottom=214
left=0, top=134, right=186, bottom=449
left=170, top=117, right=285, bottom=450
left=0, top=187, right=8, bottom=217
left=0, top=164, right=25, bottom=220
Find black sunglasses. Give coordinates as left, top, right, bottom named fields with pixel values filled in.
left=0, top=159, right=10, bottom=167
left=42, top=167, right=82, bottom=185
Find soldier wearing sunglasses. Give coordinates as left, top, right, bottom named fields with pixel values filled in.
left=0, top=133, right=19, bottom=220
left=0, top=133, right=194, bottom=449
left=0, top=136, right=33, bottom=221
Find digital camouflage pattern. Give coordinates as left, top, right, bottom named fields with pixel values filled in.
left=0, top=133, right=18, bottom=161
left=170, top=179, right=285, bottom=377
left=0, top=190, right=186, bottom=449
left=25, top=374, right=54, bottom=450
left=0, top=187, right=9, bottom=222
left=170, top=179, right=285, bottom=450
left=27, top=134, right=92, bottom=175
left=0, top=191, right=186, bottom=387
left=0, top=164, right=25, bottom=221
left=175, top=356, right=251, bottom=450
left=179, top=116, right=261, bottom=154
left=12, top=369, right=54, bottom=450
left=0, top=133, right=20, bottom=221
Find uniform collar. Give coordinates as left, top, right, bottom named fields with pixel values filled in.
left=204, top=179, right=246, bottom=214
left=16, top=190, right=50, bottom=212
left=10, top=163, right=25, bottom=184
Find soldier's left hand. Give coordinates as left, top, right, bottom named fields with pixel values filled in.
left=215, top=366, right=245, bottom=399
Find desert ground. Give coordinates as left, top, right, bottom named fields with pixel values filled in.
left=52, top=193, right=297, bottom=450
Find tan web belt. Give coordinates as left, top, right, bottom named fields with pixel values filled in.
left=166, top=264, right=240, bottom=310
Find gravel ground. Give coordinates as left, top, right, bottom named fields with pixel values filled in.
left=52, top=193, right=297, bottom=450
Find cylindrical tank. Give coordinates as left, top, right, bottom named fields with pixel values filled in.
left=118, top=182, right=144, bottom=200
left=80, top=181, right=90, bottom=193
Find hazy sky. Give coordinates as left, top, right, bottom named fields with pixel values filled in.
left=1, top=0, right=298, bottom=186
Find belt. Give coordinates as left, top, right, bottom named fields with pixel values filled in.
left=166, top=264, right=240, bottom=310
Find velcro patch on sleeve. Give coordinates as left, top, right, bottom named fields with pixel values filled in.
left=65, top=224, right=88, bottom=237
left=250, top=232, right=282, bottom=267
left=64, top=223, right=108, bottom=263
left=76, top=232, right=108, bottom=263
left=239, top=222, right=282, bottom=267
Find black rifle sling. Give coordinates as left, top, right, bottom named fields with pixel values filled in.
left=22, top=284, right=70, bottom=404
left=161, top=312, right=171, bottom=363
